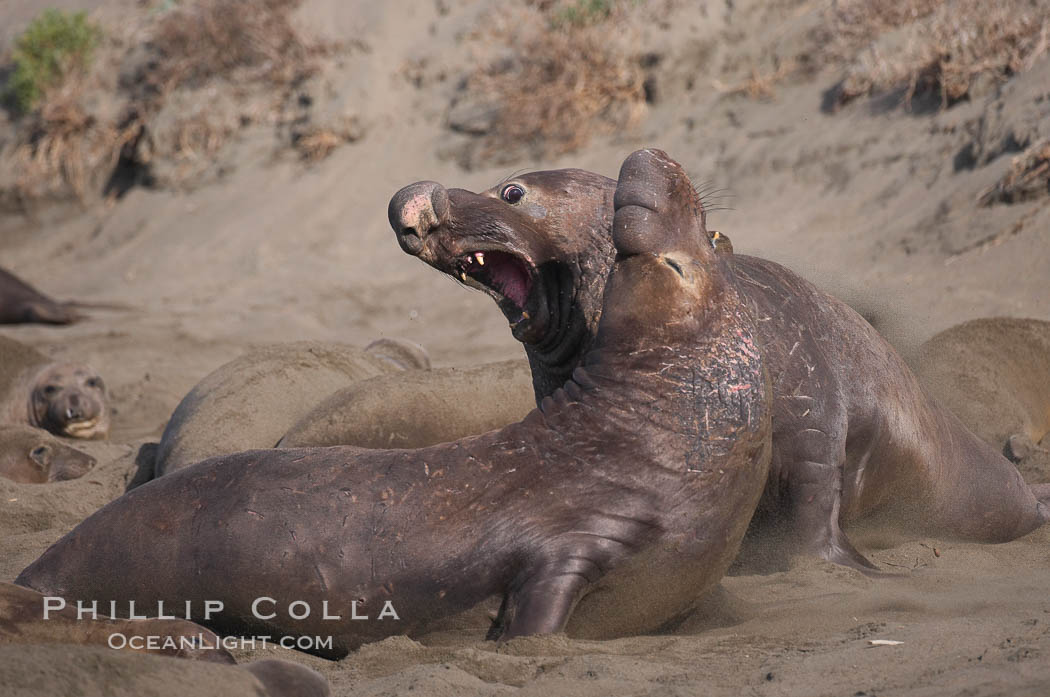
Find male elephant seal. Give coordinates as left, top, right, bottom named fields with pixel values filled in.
left=18, top=149, right=772, bottom=656
left=0, top=425, right=96, bottom=483
left=0, top=336, right=109, bottom=440
left=153, top=338, right=430, bottom=477
left=917, top=317, right=1050, bottom=471
left=389, top=164, right=1050, bottom=571
left=278, top=359, right=535, bottom=448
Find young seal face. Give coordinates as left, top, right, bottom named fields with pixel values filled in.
left=29, top=364, right=109, bottom=440
left=0, top=425, right=96, bottom=484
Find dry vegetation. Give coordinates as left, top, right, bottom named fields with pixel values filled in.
left=820, top=0, right=1050, bottom=109
left=451, top=1, right=646, bottom=166
left=136, top=0, right=314, bottom=98
left=978, top=140, right=1050, bottom=206
left=10, top=89, right=140, bottom=200
left=2, top=0, right=342, bottom=206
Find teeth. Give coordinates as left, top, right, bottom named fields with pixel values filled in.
left=460, top=272, right=467, bottom=282
left=476, top=252, right=485, bottom=266
left=521, top=311, right=529, bottom=320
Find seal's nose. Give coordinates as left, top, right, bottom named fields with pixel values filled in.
left=60, top=393, right=89, bottom=422
left=389, top=181, right=450, bottom=256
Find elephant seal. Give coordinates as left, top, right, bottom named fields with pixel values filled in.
left=0, top=582, right=233, bottom=663
left=0, top=266, right=128, bottom=325
left=0, top=425, right=96, bottom=483
left=0, top=337, right=109, bottom=440
left=0, top=267, right=80, bottom=325
left=917, top=317, right=1050, bottom=474
left=278, top=359, right=535, bottom=448
left=153, top=338, right=430, bottom=477
left=389, top=164, right=1050, bottom=571
left=18, top=149, right=772, bottom=656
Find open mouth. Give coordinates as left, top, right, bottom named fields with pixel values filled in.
left=454, top=250, right=541, bottom=333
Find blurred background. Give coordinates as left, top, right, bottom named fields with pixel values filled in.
left=1, top=0, right=1048, bottom=442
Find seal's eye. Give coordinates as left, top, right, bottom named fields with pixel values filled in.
left=43, top=385, right=59, bottom=396
left=86, top=377, right=103, bottom=390
left=500, top=184, right=525, bottom=204
left=30, top=445, right=51, bottom=466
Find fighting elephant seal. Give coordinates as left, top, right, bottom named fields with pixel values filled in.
left=18, top=149, right=772, bottom=656
left=0, top=425, right=96, bottom=484
left=153, top=338, right=430, bottom=477
left=278, top=359, right=535, bottom=448
left=0, top=337, right=109, bottom=440
left=389, top=164, right=1050, bottom=571
left=917, top=317, right=1050, bottom=472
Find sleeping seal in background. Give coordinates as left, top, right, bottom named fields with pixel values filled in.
left=153, top=338, right=430, bottom=477
left=0, top=267, right=81, bottom=325
left=0, top=425, right=96, bottom=484
left=389, top=162, right=1050, bottom=572
left=0, top=336, right=109, bottom=440
left=0, top=266, right=128, bottom=325
left=917, top=317, right=1050, bottom=478
left=278, top=359, right=535, bottom=448
left=17, top=148, right=772, bottom=656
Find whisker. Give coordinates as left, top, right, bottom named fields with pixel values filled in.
left=497, top=168, right=533, bottom=186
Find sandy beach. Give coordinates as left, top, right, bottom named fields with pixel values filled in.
left=2, top=1, right=1048, bottom=695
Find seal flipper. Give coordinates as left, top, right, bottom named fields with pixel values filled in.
left=788, top=466, right=881, bottom=574
left=500, top=567, right=590, bottom=640
left=364, top=338, right=431, bottom=371
left=23, top=300, right=81, bottom=325
left=778, top=421, right=882, bottom=574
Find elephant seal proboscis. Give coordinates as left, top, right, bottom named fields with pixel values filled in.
left=0, top=336, right=109, bottom=440
left=278, top=359, right=535, bottom=448
left=153, top=338, right=430, bottom=477
left=0, top=425, right=96, bottom=483
left=389, top=163, right=1050, bottom=572
left=17, top=149, right=772, bottom=657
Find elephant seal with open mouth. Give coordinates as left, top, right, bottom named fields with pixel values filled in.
left=389, top=163, right=1050, bottom=572
left=17, top=149, right=771, bottom=657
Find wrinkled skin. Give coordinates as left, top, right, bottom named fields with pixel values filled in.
left=390, top=166, right=1050, bottom=572
left=29, top=363, right=109, bottom=440
left=18, top=150, right=771, bottom=657
left=0, top=425, right=96, bottom=484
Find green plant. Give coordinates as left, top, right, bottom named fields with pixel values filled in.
left=551, top=0, right=616, bottom=28
left=5, top=9, right=101, bottom=113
